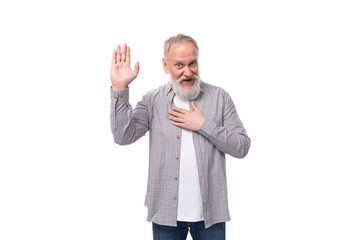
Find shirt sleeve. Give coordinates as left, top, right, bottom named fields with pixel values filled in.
left=197, top=91, right=251, bottom=159
left=110, top=86, right=149, bottom=145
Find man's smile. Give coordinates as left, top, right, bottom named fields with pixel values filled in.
left=180, top=78, right=194, bottom=88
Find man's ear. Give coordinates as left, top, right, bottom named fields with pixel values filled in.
left=162, top=58, right=169, bottom=74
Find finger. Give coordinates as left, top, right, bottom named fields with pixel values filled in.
left=133, top=61, right=140, bottom=76
left=191, top=101, right=198, bottom=111
left=117, top=44, right=121, bottom=63
left=172, top=121, right=185, bottom=128
left=169, top=110, right=183, bottom=117
left=191, top=101, right=199, bottom=111
left=112, top=50, right=117, bottom=65
left=168, top=115, right=183, bottom=122
left=172, top=106, right=188, bottom=114
left=122, top=43, right=127, bottom=62
left=126, top=46, right=131, bottom=66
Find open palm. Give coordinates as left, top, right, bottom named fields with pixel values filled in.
left=110, top=43, right=139, bottom=91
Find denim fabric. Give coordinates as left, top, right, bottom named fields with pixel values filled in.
left=152, top=221, right=225, bottom=240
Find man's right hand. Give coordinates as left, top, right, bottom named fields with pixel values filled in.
left=110, top=43, right=140, bottom=91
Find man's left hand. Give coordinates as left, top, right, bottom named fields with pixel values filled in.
left=168, top=101, right=205, bottom=131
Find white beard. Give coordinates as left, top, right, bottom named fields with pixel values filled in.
left=171, top=74, right=201, bottom=101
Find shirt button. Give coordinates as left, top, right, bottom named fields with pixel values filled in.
left=173, top=197, right=177, bottom=200
left=177, top=136, right=180, bottom=139
left=112, top=113, right=115, bottom=116
left=120, top=94, right=124, bottom=98
left=114, top=95, right=118, bottom=99
left=174, top=177, right=178, bottom=180
left=175, top=156, right=179, bottom=160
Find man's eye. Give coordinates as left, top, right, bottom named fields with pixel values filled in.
left=190, top=62, right=196, bottom=66
left=176, top=64, right=182, bottom=67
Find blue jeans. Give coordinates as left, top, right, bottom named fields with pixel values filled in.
left=152, top=221, right=225, bottom=240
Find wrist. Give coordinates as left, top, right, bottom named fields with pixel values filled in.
left=196, top=117, right=206, bottom=131
left=112, top=84, right=128, bottom=91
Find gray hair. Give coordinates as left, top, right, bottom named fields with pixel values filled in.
left=163, top=34, right=199, bottom=61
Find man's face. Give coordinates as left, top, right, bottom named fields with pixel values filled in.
left=163, top=41, right=199, bottom=89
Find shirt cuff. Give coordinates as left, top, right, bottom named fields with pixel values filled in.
left=198, top=118, right=217, bottom=138
left=110, top=86, right=129, bottom=104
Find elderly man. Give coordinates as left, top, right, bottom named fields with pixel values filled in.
left=110, top=34, right=250, bottom=240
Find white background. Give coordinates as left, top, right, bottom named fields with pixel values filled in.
left=1, top=0, right=359, bottom=239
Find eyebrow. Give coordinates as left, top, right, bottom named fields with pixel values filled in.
left=173, top=58, right=198, bottom=63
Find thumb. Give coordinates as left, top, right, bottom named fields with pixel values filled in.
left=191, top=101, right=199, bottom=111
left=133, top=61, right=140, bottom=76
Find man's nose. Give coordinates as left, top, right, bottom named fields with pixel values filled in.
left=183, top=67, right=192, bottom=78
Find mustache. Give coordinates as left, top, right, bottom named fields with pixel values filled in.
left=178, top=74, right=199, bottom=82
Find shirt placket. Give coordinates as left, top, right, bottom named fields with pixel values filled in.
left=191, top=98, right=209, bottom=223
left=166, top=90, right=182, bottom=223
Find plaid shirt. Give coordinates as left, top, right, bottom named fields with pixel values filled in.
left=110, top=81, right=251, bottom=228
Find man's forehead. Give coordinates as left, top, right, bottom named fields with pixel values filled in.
left=168, top=42, right=197, bottom=60
left=169, top=41, right=196, bottom=53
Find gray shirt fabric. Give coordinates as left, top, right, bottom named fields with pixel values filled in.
left=110, top=81, right=251, bottom=229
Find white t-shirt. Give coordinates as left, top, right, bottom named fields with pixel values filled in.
left=174, top=95, right=204, bottom=222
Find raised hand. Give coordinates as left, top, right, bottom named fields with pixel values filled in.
left=168, top=101, right=205, bottom=131
left=110, top=43, right=140, bottom=91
